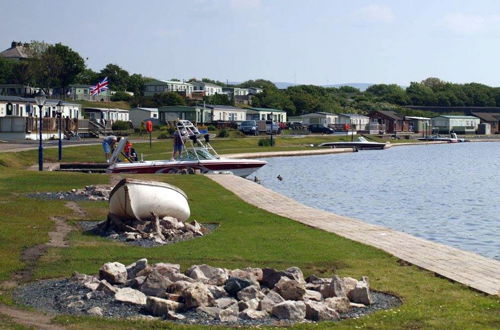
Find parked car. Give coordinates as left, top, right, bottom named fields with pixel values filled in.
left=308, top=124, right=334, bottom=134
left=256, top=120, right=281, bottom=134
left=239, top=120, right=258, bottom=135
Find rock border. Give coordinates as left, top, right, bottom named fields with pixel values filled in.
left=15, top=260, right=402, bottom=326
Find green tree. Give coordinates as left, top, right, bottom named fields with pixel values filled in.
left=204, top=93, right=231, bottom=105
left=127, top=74, right=145, bottom=96
left=152, top=92, right=186, bottom=106
left=29, top=42, right=85, bottom=93
left=0, top=58, right=15, bottom=84
left=100, top=64, right=129, bottom=91
left=74, top=68, right=99, bottom=85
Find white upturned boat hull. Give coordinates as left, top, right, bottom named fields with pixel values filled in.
left=109, top=178, right=190, bottom=221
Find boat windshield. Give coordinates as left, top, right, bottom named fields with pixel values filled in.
left=179, top=148, right=217, bottom=161
left=357, top=137, right=368, bottom=142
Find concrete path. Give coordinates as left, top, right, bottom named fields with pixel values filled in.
left=207, top=174, right=500, bottom=296
left=223, top=148, right=354, bottom=159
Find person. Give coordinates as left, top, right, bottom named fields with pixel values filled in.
left=172, top=129, right=184, bottom=160
left=124, top=140, right=133, bottom=159
left=102, top=135, right=117, bottom=163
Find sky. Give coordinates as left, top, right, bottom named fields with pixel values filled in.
left=1, top=0, right=500, bottom=86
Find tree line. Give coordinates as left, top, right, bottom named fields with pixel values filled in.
left=1, top=41, right=498, bottom=116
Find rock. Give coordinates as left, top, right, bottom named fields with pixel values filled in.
left=125, top=232, right=138, bottom=241
left=305, top=283, right=322, bottom=291
left=229, top=269, right=260, bottom=286
left=342, top=277, right=358, bottom=293
left=167, top=311, right=186, bottom=320
left=305, top=300, right=340, bottom=321
left=139, top=270, right=172, bottom=298
left=96, top=279, right=118, bottom=294
left=161, top=217, right=183, bottom=229
left=305, top=274, right=327, bottom=284
left=224, top=277, right=252, bottom=296
left=136, top=265, right=153, bottom=278
left=261, top=268, right=289, bottom=288
left=303, top=289, right=322, bottom=301
left=126, top=275, right=146, bottom=289
left=67, top=300, right=85, bottom=309
left=168, top=280, right=193, bottom=295
left=239, top=309, right=268, bottom=320
left=126, top=258, right=148, bottom=279
left=191, top=220, right=202, bottom=230
left=146, top=296, right=183, bottom=316
left=86, top=306, right=103, bottom=316
left=207, top=285, right=228, bottom=299
left=285, top=267, right=305, bottom=283
left=274, top=277, right=306, bottom=300
left=99, top=262, right=128, bottom=284
left=214, top=297, right=238, bottom=309
left=187, top=264, right=228, bottom=285
left=184, top=223, right=203, bottom=236
left=271, top=300, right=306, bottom=320
left=238, top=298, right=259, bottom=311
left=237, top=285, right=264, bottom=301
left=350, top=302, right=367, bottom=308
left=182, top=282, right=214, bottom=309
left=114, top=287, right=147, bottom=306
left=217, top=308, right=238, bottom=322
left=153, top=262, right=181, bottom=275
left=259, top=290, right=285, bottom=313
left=164, top=272, right=194, bottom=283
left=196, top=306, right=222, bottom=318
left=321, top=275, right=347, bottom=298
left=324, top=297, right=350, bottom=313
left=347, top=277, right=372, bottom=305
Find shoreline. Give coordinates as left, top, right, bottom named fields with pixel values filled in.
left=207, top=174, right=500, bottom=296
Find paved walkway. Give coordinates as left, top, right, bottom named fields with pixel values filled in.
left=223, top=148, right=354, bottom=159
left=207, top=174, right=500, bottom=296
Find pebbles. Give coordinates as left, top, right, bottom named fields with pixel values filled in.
left=15, top=260, right=401, bottom=326
left=28, top=185, right=111, bottom=201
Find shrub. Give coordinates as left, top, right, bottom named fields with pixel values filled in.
left=258, top=138, right=276, bottom=147
left=207, top=125, right=216, bottom=131
left=112, top=120, right=131, bottom=131
left=111, top=91, right=132, bottom=102
left=231, top=130, right=246, bottom=138
left=157, top=132, right=170, bottom=139
left=218, top=129, right=229, bottom=138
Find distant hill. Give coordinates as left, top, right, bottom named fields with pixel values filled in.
left=275, top=82, right=374, bottom=91
left=324, top=83, right=373, bottom=91
left=229, top=81, right=375, bottom=91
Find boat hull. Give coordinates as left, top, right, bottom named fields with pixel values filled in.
left=109, top=179, right=190, bottom=221
left=107, top=158, right=266, bottom=178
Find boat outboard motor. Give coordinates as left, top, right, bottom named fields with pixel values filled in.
left=204, top=134, right=210, bottom=143
left=189, top=134, right=198, bottom=143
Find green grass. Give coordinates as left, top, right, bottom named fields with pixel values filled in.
left=0, top=144, right=498, bottom=329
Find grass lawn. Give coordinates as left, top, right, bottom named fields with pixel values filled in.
left=0, top=142, right=498, bottom=329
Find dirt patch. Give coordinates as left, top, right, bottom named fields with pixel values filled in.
left=0, top=305, right=64, bottom=330
left=65, top=201, right=87, bottom=219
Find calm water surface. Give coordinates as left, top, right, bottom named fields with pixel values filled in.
left=253, top=142, right=500, bottom=260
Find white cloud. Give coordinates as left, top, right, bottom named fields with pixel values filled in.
left=356, top=4, right=394, bottom=23
left=442, top=13, right=500, bottom=35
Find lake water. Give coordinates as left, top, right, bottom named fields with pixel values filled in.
left=253, top=142, right=500, bottom=260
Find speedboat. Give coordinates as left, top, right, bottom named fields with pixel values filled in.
left=318, top=137, right=389, bottom=150
left=106, top=120, right=266, bottom=177
left=417, top=133, right=467, bottom=143
left=109, top=178, right=190, bottom=221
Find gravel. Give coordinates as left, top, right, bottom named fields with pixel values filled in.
left=15, top=279, right=401, bottom=326
left=78, top=221, right=219, bottom=247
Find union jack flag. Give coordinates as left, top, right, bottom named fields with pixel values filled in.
left=90, top=77, right=109, bottom=96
